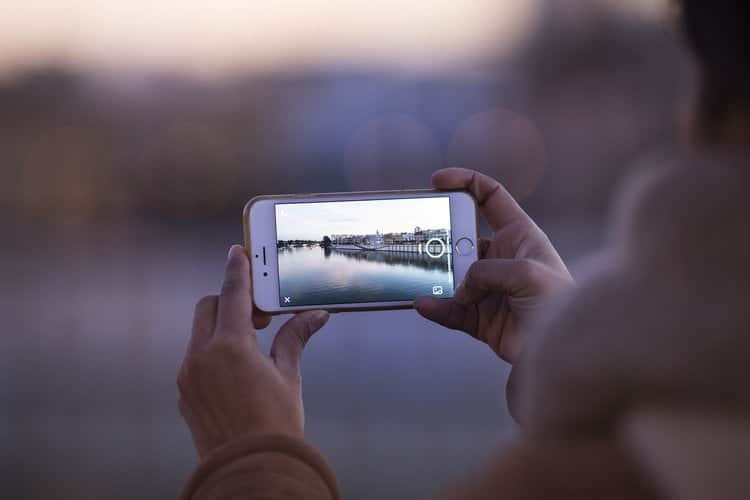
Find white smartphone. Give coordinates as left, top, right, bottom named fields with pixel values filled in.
left=243, top=190, right=479, bottom=313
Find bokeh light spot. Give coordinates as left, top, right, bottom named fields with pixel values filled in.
left=447, top=108, right=547, bottom=201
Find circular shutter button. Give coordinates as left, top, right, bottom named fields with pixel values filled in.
left=455, top=237, right=475, bottom=256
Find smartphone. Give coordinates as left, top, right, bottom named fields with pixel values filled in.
left=243, top=190, right=479, bottom=313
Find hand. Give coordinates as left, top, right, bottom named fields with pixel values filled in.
left=415, top=168, right=573, bottom=363
left=177, top=245, right=330, bottom=458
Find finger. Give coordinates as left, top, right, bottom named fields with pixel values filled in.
left=414, top=296, right=479, bottom=337
left=454, top=259, right=554, bottom=306
left=253, top=307, right=273, bottom=330
left=270, top=310, right=330, bottom=381
left=216, top=245, right=255, bottom=338
left=432, top=168, right=529, bottom=231
left=506, top=366, right=522, bottom=425
left=188, top=295, right=218, bottom=354
left=478, top=238, right=491, bottom=259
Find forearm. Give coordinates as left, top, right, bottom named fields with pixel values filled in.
left=181, top=434, right=340, bottom=500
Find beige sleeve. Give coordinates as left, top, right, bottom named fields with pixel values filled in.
left=180, top=433, right=340, bottom=500
left=438, top=436, right=660, bottom=500
left=623, top=409, right=750, bottom=500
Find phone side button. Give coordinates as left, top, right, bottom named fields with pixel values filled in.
left=455, top=237, right=475, bottom=256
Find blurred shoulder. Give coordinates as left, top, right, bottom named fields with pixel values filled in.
left=515, top=150, right=750, bottom=431
left=610, top=148, right=750, bottom=272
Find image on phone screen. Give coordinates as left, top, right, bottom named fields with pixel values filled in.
left=275, top=197, right=454, bottom=307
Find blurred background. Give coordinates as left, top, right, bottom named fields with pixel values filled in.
left=1, top=1, right=691, bottom=498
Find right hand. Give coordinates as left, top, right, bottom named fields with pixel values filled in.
left=415, top=168, right=573, bottom=363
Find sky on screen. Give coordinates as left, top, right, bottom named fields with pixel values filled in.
left=275, top=197, right=450, bottom=241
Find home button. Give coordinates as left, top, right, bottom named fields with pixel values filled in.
left=455, top=237, right=475, bottom=256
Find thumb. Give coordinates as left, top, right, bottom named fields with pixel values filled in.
left=270, top=310, right=330, bottom=381
left=454, top=259, right=564, bottom=306
left=414, top=296, right=474, bottom=334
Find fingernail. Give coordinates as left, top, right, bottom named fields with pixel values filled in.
left=227, top=244, right=243, bottom=261
left=310, top=310, right=329, bottom=326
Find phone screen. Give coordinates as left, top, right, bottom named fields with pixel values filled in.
left=274, top=196, right=454, bottom=307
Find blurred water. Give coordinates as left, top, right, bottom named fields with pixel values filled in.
left=0, top=217, right=601, bottom=499
left=278, top=246, right=454, bottom=306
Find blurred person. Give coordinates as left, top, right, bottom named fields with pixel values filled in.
left=177, top=1, right=750, bottom=499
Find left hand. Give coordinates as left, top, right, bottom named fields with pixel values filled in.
left=177, top=245, right=330, bottom=458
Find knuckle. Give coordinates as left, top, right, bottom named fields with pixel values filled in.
left=517, top=259, right=540, bottom=280
left=182, top=353, right=207, bottom=376
left=220, top=278, right=240, bottom=295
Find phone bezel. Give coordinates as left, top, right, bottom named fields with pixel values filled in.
left=243, top=189, right=479, bottom=314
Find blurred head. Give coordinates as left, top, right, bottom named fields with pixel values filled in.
left=679, top=1, right=750, bottom=144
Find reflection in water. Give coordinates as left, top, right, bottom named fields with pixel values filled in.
left=278, top=247, right=454, bottom=306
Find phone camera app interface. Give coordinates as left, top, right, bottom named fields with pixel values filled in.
left=275, top=197, right=454, bottom=306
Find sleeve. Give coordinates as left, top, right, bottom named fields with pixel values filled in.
left=623, top=408, right=750, bottom=500
left=437, top=436, right=660, bottom=500
left=180, top=433, right=341, bottom=500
